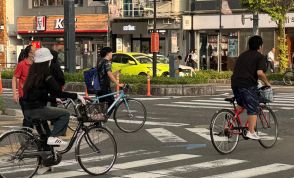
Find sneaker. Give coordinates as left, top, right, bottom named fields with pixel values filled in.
left=37, top=165, right=52, bottom=175
left=246, top=131, right=260, bottom=140
left=47, top=137, right=68, bottom=146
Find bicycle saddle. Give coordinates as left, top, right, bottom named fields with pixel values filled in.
left=224, top=97, right=235, bottom=103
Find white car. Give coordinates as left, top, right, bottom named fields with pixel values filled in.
left=147, top=54, right=195, bottom=76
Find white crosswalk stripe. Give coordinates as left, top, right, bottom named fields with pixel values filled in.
left=146, top=128, right=187, bottom=142
left=2, top=149, right=293, bottom=178
left=156, top=93, right=294, bottom=110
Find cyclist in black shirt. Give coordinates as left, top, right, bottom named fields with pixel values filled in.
left=231, top=36, right=271, bottom=140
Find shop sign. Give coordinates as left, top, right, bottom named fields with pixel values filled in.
left=32, top=41, right=41, bottom=49
left=123, top=25, right=136, bottom=31
left=171, top=32, right=178, bottom=53
left=36, top=16, right=46, bottom=31
left=151, top=33, right=159, bottom=53
left=182, top=16, right=192, bottom=30
left=55, top=18, right=77, bottom=29
left=116, top=38, right=123, bottom=52
left=112, top=22, right=148, bottom=35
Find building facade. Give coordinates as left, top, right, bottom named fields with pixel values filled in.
left=189, top=0, right=294, bottom=71
left=0, top=0, right=7, bottom=67
left=110, top=0, right=189, bottom=57
left=6, top=0, right=109, bottom=68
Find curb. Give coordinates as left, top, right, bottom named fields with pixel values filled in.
left=0, top=109, right=22, bottom=120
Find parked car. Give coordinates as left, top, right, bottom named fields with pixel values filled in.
left=112, top=53, right=169, bottom=76
left=147, top=54, right=195, bottom=76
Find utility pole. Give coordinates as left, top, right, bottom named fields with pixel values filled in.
left=252, top=12, right=259, bottom=35
left=64, top=0, right=76, bottom=73
left=218, top=0, right=222, bottom=72
left=152, top=0, right=157, bottom=77
left=107, top=0, right=110, bottom=46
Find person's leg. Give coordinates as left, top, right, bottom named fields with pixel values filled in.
left=19, top=98, right=34, bottom=128
left=270, top=61, right=274, bottom=73
left=28, top=107, right=70, bottom=137
left=247, top=115, right=257, bottom=133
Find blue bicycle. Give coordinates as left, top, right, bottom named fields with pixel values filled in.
left=59, top=84, right=147, bottom=133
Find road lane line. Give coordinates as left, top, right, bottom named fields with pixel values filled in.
left=146, top=128, right=187, bottom=143
left=202, top=163, right=294, bottom=178
left=186, top=128, right=211, bottom=141
left=107, top=119, right=189, bottom=127
left=156, top=104, right=231, bottom=110
left=173, top=102, right=231, bottom=107
left=123, top=159, right=247, bottom=178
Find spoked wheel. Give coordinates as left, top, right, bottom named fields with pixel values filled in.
left=257, top=105, right=278, bottom=148
left=0, top=130, right=40, bottom=178
left=114, top=98, right=147, bottom=133
left=283, top=71, right=294, bottom=85
left=76, top=125, right=117, bottom=176
left=210, top=109, right=239, bottom=154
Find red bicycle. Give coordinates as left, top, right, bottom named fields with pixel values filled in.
left=209, top=89, right=278, bottom=154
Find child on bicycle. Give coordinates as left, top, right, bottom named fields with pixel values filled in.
left=22, top=48, right=86, bottom=146
left=97, top=47, right=124, bottom=114
left=231, top=35, right=271, bottom=140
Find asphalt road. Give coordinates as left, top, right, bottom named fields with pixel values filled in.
left=1, top=86, right=294, bottom=178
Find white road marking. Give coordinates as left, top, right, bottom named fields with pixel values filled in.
left=123, top=159, right=247, bottom=178
left=202, top=163, right=294, bottom=178
left=156, top=104, right=231, bottom=110
left=186, top=128, right=212, bottom=141
left=108, top=119, right=189, bottom=127
left=146, top=128, right=187, bottom=143
left=35, top=154, right=200, bottom=178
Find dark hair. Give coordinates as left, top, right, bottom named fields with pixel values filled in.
left=177, top=55, right=182, bottom=60
left=18, top=49, right=26, bottom=63
left=248, top=35, right=263, bottom=51
left=23, top=61, right=50, bottom=93
left=100, top=47, right=112, bottom=58
left=23, top=45, right=33, bottom=58
left=50, top=49, right=58, bottom=63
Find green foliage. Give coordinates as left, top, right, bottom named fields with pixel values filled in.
left=1, top=69, right=14, bottom=79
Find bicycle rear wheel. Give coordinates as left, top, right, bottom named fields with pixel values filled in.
left=0, top=130, right=40, bottom=178
left=210, top=109, right=239, bottom=154
left=76, top=125, right=117, bottom=176
left=257, top=105, right=278, bottom=148
left=114, top=98, right=147, bottom=133
left=283, top=71, right=294, bottom=85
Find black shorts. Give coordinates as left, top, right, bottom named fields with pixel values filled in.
left=233, top=87, right=259, bottom=115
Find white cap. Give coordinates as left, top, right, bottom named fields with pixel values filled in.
left=34, top=48, right=53, bottom=63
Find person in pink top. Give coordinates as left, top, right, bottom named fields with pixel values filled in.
left=12, top=45, right=36, bottom=128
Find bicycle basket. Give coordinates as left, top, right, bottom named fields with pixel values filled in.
left=77, top=102, right=108, bottom=122
left=259, top=87, right=274, bottom=102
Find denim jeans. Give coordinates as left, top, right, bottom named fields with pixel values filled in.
left=233, top=86, right=259, bottom=115
left=24, top=106, right=70, bottom=137
left=19, top=97, right=33, bottom=128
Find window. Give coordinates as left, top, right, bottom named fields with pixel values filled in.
left=32, top=0, right=82, bottom=7
left=112, top=54, right=121, bottom=63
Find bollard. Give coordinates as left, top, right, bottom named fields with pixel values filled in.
left=146, top=73, right=151, bottom=97
left=0, top=69, right=2, bottom=95
left=85, top=88, right=88, bottom=97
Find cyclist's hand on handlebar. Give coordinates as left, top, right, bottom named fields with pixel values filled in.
left=118, top=83, right=124, bottom=88
left=77, top=94, right=86, bottom=105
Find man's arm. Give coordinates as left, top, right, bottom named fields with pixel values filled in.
left=12, top=76, right=19, bottom=103
left=107, top=71, right=124, bottom=87
left=257, top=70, right=271, bottom=86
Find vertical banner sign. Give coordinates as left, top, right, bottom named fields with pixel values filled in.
left=171, top=32, right=178, bottom=53
left=116, top=38, right=123, bottom=52
left=36, top=16, right=46, bottom=31
left=151, top=32, right=159, bottom=53
left=31, top=41, right=41, bottom=48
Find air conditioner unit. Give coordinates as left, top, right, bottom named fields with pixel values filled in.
left=0, top=25, right=4, bottom=30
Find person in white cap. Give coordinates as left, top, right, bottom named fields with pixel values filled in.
left=22, top=48, right=85, bottom=147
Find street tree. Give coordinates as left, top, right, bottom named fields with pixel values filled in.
left=241, top=0, right=294, bottom=72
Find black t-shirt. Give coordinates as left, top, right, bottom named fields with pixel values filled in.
left=97, top=59, right=112, bottom=91
left=231, top=50, right=266, bottom=88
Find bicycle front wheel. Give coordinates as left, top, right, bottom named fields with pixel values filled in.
left=283, top=71, right=294, bottom=85
left=76, top=125, right=117, bottom=176
left=114, top=98, right=147, bottom=133
left=0, top=130, right=40, bottom=178
left=257, top=105, right=278, bottom=148
left=210, top=109, right=239, bottom=154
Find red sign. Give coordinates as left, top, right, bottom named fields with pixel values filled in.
left=151, top=33, right=159, bottom=53
left=31, top=41, right=41, bottom=48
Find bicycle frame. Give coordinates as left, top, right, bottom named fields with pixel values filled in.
left=90, top=89, right=128, bottom=115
